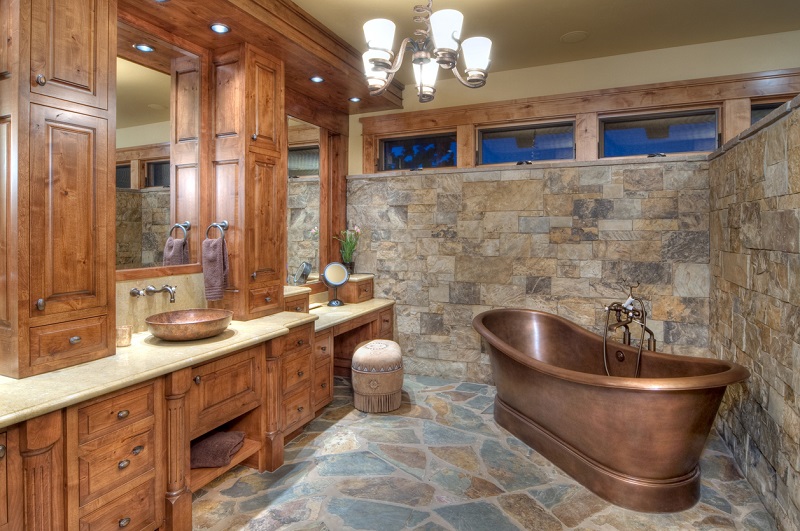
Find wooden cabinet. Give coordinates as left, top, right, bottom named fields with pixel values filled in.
left=280, top=325, right=314, bottom=435
left=333, top=306, right=395, bottom=377
left=284, top=293, right=310, bottom=313
left=0, top=427, right=22, bottom=531
left=66, top=380, right=164, bottom=531
left=379, top=308, right=394, bottom=339
left=313, top=330, right=333, bottom=411
left=335, top=277, right=374, bottom=304
left=20, top=411, right=65, bottom=531
left=0, top=0, right=115, bottom=379
left=210, top=44, right=286, bottom=321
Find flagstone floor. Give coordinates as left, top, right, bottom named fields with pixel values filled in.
left=191, top=375, right=774, bottom=530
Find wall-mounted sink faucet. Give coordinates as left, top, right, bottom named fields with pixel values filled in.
left=146, top=284, right=177, bottom=303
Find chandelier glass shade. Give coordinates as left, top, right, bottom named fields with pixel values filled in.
left=362, top=0, right=492, bottom=103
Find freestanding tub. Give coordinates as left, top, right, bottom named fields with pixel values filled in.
left=472, top=309, right=749, bottom=513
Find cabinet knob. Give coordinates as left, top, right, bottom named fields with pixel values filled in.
left=320, top=346, right=327, bottom=352
left=297, top=406, right=304, bottom=412
left=69, top=336, right=81, bottom=345
left=194, top=375, right=201, bottom=385
left=118, top=459, right=130, bottom=470
left=0, top=444, right=5, bottom=458
left=296, top=339, right=304, bottom=346
left=251, top=272, right=257, bottom=280
left=265, top=297, right=272, bottom=303
left=117, top=410, right=130, bottom=420
left=251, top=133, right=258, bottom=141
left=297, top=370, right=304, bottom=377
left=294, top=306, right=302, bottom=312
left=321, top=383, right=327, bottom=389
left=35, top=74, right=47, bottom=86
left=36, top=298, right=45, bottom=311
left=119, top=517, right=131, bottom=528
left=132, top=445, right=144, bottom=456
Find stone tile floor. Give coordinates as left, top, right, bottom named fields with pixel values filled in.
left=192, top=376, right=775, bottom=530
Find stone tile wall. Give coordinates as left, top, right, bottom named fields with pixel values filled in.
left=287, top=177, right=321, bottom=275
left=116, top=188, right=171, bottom=269
left=347, top=156, right=711, bottom=382
left=709, top=96, right=800, bottom=530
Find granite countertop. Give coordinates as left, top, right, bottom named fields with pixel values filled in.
left=0, top=298, right=394, bottom=429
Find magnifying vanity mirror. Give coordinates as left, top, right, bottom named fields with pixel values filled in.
left=322, top=262, right=350, bottom=306
left=286, top=117, right=321, bottom=285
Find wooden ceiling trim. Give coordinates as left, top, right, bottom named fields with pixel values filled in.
left=286, top=87, right=349, bottom=136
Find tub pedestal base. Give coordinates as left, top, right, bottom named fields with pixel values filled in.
left=494, top=397, right=701, bottom=513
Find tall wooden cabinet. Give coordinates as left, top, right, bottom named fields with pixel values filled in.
left=0, top=0, right=116, bottom=378
left=210, top=43, right=286, bottom=320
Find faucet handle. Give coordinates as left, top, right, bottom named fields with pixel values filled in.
left=129, top=288, right=145, bottom=297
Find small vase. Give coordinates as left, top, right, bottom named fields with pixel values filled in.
left=343, top=261, right=355, bottom=274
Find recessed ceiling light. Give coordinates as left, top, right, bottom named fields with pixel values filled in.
left=349, top=97, right=361, bottom=103
left=310, top=76, right=324, bottom=83
left=210, top=23, right=230, bottom=34
left=560, top=30, right=588, bottom=44
left=133, top=43, right=155, bottom=53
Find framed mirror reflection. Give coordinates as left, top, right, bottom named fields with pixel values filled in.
left=286, top=117, right=321, bottom=285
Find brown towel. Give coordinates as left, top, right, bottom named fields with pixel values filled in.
left=163, top=236, right=188, bottom=266
left=202, top=237, right=229, bottom=301
left=190, top=431, right=245, bottom=469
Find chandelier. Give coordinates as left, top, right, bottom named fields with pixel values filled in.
left=362, top=0, right=492, bottom=103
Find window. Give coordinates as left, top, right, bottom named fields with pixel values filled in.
left=116, top=164, right=132, bottom=189
left=380, top=133, right=457, bottom=171
left=288, top=146, right=320, bottom=178
left=751, top=102, right=786, bottom=125
left=479, top=122, right=574, bottom=165
left=600, top=110, right=718, bottom=158
left=145, top=160, right=170, bottom=187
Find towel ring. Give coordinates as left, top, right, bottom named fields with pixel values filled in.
left=206, top=220, right=229, bottom=240
left=169, top=221, right=191, bottom=239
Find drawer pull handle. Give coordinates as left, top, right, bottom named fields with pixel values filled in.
left=320, top=346, right=327, bottom=352
left=297, top=370, right=304, bottom=377
left=321, top=383, right=327, bottom=389
left=132, top=445, right=144, bottom=456
left=251, top=272, right=257, bottom=280
left=36, top=298, right=45, bottom=310
left=265, top=297, right=272, bottom=303
left=251, top=133, right=258, bottom=141
left=36, top=74, right=47, bottom=86
left=119, top=517, right=131, bottom=528
left=69, top=336, right=81, bottom=345
left=194, top=376, right=201, bottom=384
left=117, top=410, right=130, bottom=420
left=0, top=445, right=5, bottom=458
left=118, top=459, right=130, bottom=470
left=294, top=306, right=303, bottom=312
left=296, top=339, right=304, bottom=346
left=383, top=319, right=390, bottom=323
left=297, top=406, right=304, bottom=412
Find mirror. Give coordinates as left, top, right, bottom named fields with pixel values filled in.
left=286, top=117, right=321, bottom=283
left=115, top=21, right=201, bottom=271
left=322, top=262, right=350, bottom=306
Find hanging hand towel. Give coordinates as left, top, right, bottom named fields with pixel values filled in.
left=202, top=237, right=229, bottom=301
left=163, top=236, right=188, bottom=266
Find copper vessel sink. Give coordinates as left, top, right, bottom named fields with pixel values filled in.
left=145, top=309, right=233, bottom=341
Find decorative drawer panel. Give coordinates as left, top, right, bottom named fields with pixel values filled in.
left=77, top=384, right=155, bottom=444
left=248, top=283, right=281, bottom=313
left=189, top=347, right=262, bottom=439
left=284, top=294, right=309, bottom=313
left=313, top=330, right=333, bottom=366
left=78, top=427, right=155, bottom=506
left=29, top=315, right=108, bottom=369
left=281, top=349, right=311, bottom=393
left=78, top=477, right=157, bottom=531
left=313, top=361, right=333, bottom=409
left=281, top=386, right=312, bottom=434
left=379, top=308, right=394, bottom=338
left=283, top=324, right=313, bottom=356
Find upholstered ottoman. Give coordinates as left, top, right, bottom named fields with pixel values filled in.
left=351, top=339, right=403, bottom=413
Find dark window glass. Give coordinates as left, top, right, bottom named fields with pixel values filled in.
left=479, top=123, right=574, bottom=164
left=751, top=103, right=785, bottom=125
left=116, top=164, right=131, bottom=188
left=601, top=111, right=718, bottom=157
left=288, top=146, right=320, bottom=178
left=145, top=160, right=170, bottom=187
left=380, top=133, right=457, bottom=171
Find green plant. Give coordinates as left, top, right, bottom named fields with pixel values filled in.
left=334, top=225, right=361, bottom=262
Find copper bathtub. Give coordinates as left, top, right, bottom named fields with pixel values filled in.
left=472, top=308, right=749, bottom=513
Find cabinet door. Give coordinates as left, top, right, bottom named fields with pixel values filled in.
left=246, top=47, right=282, bottom=155
left=29, top=0, right=110, bottom=109
left=29, top=104, right=109, bottom=319
left=245, top=153, right=284, bottom=285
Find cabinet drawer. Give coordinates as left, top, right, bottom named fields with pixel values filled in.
left=29, top=315, right=109, bottom=369
left=335, top=278, right=374, bottom=304
left=78, top=477, right=157, bottom=531
left=189, top=347, right=262, bottom=439
left=379, top=308, right=394, bottom=338
left=281, top=386, right=312, bottom=434
left=313, top=361, right=333, bottom=409
left=282, top=349, right=312, bottom=393
left=77, top=384, right=156, bottom=444
left=284, top=324, right=313, bottom=356
left=314, top=330, right=333, bottom=366
left=78, top=427, right=155, bottom=506
left=249, top=283, right=281, bottom=313
left=354, top=279, right=373, bottom=302
left=284, top=294, right=309, bottom=313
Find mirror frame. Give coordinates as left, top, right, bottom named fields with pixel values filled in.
left=115, top=12, right=211, bottom=281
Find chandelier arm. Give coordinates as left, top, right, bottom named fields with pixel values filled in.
left=450, top=66, right=486, bottom=88
left=371, top=37, right=415, bottom=75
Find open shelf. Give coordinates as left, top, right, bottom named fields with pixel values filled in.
left=189, top=437, right=261, bottom=491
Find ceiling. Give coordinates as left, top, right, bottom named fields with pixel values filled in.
left=291, top=0, right=800, bottom=85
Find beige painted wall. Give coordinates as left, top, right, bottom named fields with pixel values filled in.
left=117, top=121, right=171, bottom=149
left=348, top=30, right=800, bottom=174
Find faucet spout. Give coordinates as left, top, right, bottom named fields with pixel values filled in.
left=145, top=284, right=177, bottom=303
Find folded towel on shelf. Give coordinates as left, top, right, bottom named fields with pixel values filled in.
left=190, top=431, right=246, bottom=469
left=202, top=237, right=229, bottom=301
left=163, top=236, right=189, bottom=266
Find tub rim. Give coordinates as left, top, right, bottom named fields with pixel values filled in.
left=473, top=308, right=750, bottom=392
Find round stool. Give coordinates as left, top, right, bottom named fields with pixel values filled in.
left=351, top=339, right=403, bottom=413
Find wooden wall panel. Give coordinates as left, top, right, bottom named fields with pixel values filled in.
left=0, top=0, right=9, bottom=77
left=0, top=117, right=8, bottom=325
left=213, top=57, right=241, bottom=139
left=723, top=98, right=751, bottom=144
left=575, top=112, right=598, bottom=161
left=174, top=62, right=200, bottom=143
left=212, top=161, right=241, bottom=290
